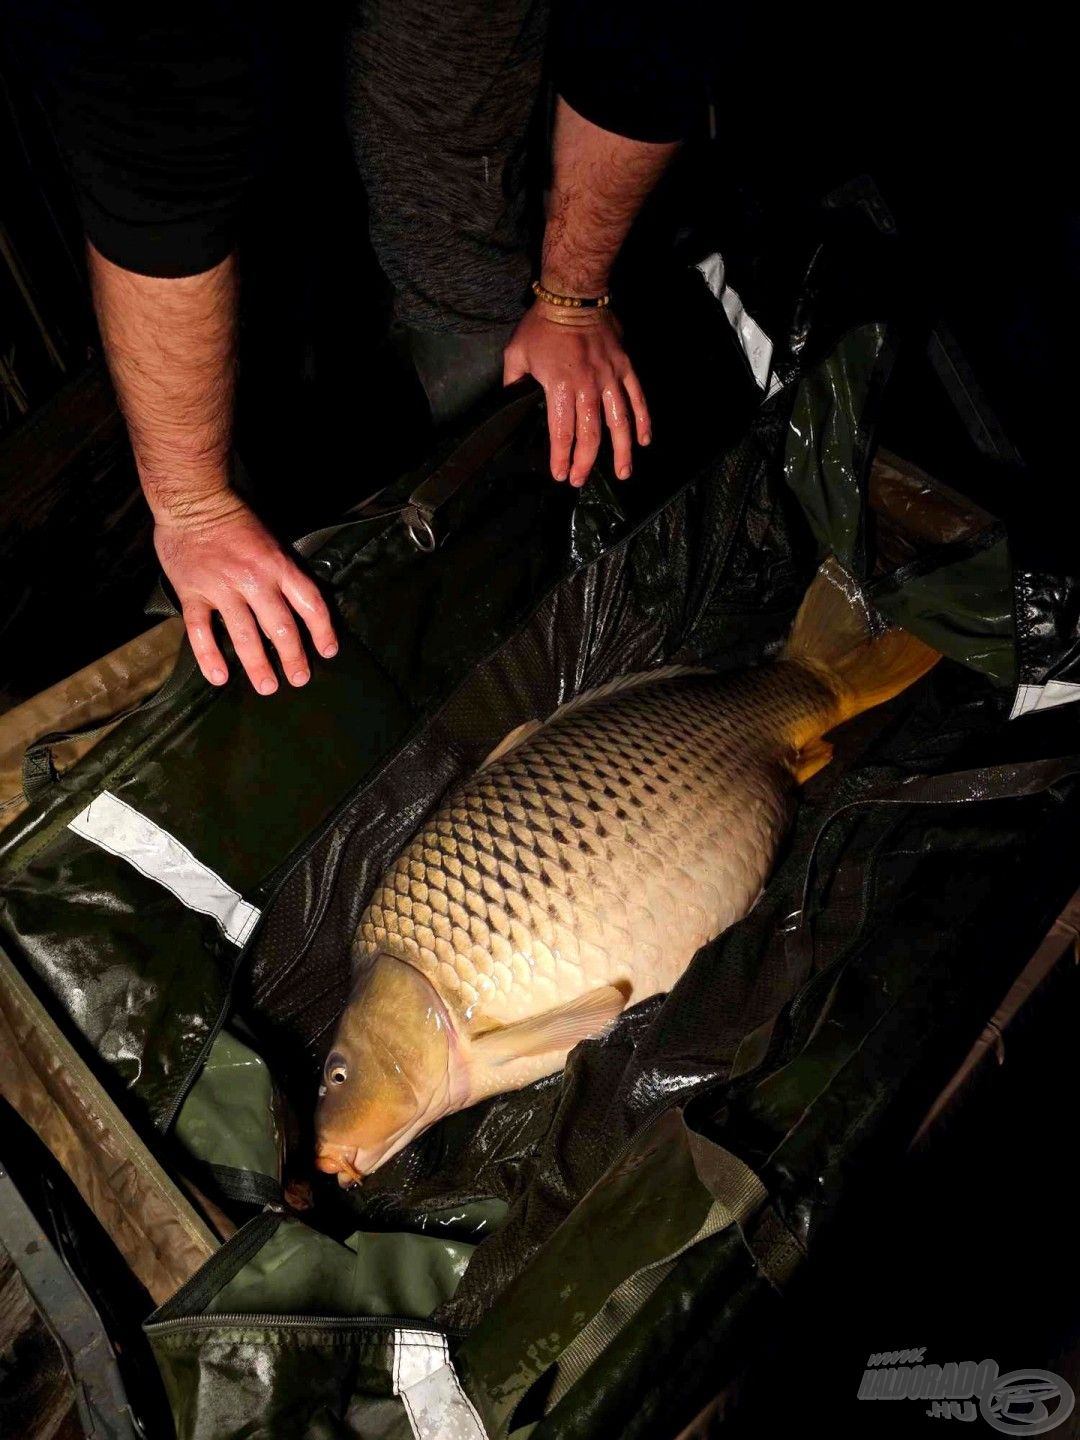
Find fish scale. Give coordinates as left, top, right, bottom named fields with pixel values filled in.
left=356, top=662, right=835, bottom=1028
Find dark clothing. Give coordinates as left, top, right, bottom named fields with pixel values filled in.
left=12, top=2, right=701, bottom=317
left=14, top=3, right=276, bottom=279
left=344, top=0, right=550, bottom=331
left=555, top=0, right=704, bottom=144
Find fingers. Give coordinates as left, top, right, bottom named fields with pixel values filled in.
left=569, top=386, right=601, bottom=488
left=549, top=375, right=643, bottom=488
left=549, top=366, right=649, bottom=489
left=187, top=570, right=338, bottom=696
left=620, top=368, right=652, bottom=448
left=281, top=566, right=338, bottom=660
left=184, top=603, right=229, bottom=687
left=251, top=591, right=310, bottom=688
left=546, top=380, right=575, bottom=482
left=602, top=380, right=633, bottom=480
left=229, top=571, right=339, bottom=692
left=220, top=602, right=279, bottom=696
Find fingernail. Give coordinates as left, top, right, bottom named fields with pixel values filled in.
left=555, top=472, right=568, bottom=482
left=322, top=643, right=338, bottom=658
left=210, top=667, right=227, bottom=685
left=642, top=432, right=652, bottom=446
left=618, top=466, right=631, bottom=480
left=258, top=678, right=277, bottom=696
left=291, top=669, right=309, bottom=686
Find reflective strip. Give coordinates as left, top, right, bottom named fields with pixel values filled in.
left=67, top=790, right=261, bottom=947
left=393, top=1328, right=450, bottom=1395
left=1009, top=680, right=1080, bottom=720
left=393, top=1330, right=487, bottom=1440
left=696, top=252, right=783, bottom=399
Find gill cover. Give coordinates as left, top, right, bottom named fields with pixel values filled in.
left=314, top=954, right=451, bottom=1178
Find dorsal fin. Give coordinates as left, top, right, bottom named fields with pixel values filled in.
left=478, top=664, right=714, bottom=770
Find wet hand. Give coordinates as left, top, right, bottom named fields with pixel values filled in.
left=503, top=303, right=651, bottom=487
left=154, top=499, right=338, bottom=694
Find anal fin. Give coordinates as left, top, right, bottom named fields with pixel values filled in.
left=471, top=984, right=628, bottom=1064
left=791, top=737, right=834, bottom=785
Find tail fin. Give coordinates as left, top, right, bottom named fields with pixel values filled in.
left=784, top=557, right=939, bottom=728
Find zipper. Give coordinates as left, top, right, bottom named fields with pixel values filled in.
left=151, top=1209, right=284, bottom=1320
left=159, top=937, right=253, bottom=1132
left=147, top=1207, right=465, bottom=1340
left=146, top=1312, right=456, bottom=1337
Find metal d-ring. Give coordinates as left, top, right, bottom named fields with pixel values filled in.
left=404, top=508, right=437, bottom=552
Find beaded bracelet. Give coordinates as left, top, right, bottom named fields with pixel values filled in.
left=532, top=279, right=611, bottom=310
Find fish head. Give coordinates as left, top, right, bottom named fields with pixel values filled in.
left=314, top=954, right=460, bottom=1185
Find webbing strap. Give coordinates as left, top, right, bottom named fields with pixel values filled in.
left=395, top=1333, right=489, bottom=1440
left=543, top=1200, right=733, bottom=1413
left=506, top=1122, right=773, bottom=1432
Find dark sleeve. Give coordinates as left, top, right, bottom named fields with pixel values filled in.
left=18, top=2, right=271, bottom=277
left=552, top=0, right=708, bottom=144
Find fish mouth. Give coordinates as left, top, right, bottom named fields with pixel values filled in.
left=314, top=1144, right=365, bottom=1187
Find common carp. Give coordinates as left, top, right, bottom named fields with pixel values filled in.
left=315, top=560, right=937, bottom=1184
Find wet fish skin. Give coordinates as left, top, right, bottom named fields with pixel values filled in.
left=362, top=665, right=826, bottom=1025
left=315, top=563, right=938, bottom=1183
left=315, top=666, right=829, bottom=1182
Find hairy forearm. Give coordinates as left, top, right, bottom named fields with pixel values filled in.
left=88, top=244, right=239, bottom=528
left=542, top=98, right=679, bottom=297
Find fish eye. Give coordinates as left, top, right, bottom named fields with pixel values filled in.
left=326, top=1052, right=348, bottom=1085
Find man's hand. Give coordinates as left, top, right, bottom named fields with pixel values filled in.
left=155, top=499, right=338, bottom=694
left=512, top=98, right=678, bottom=487
left=503, top=304, right=650, bottom=486
left=87, top=248, right=338, bottom=694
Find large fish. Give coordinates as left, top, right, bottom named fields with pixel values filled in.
left=315, top=560, right=937, bottom=1183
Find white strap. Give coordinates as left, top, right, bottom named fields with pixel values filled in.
left=696, top=252, right=783, bottom=399
left=1009, top=680, right=1080, bottom=720
left=68, top=790, right=261, bottom=947
left=393, top=1330, right=488, bottom=1440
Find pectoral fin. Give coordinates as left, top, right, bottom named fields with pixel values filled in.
left=471, top=984, right=628, bottom=1063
